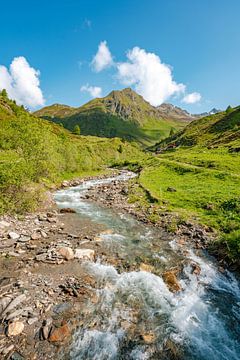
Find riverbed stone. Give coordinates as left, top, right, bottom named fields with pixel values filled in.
left=58, top=247, right=74, bottom=261
left=191, top=262, right=201, bottom=275
left=7, top=321, right=24, bottom=336
left=139, top=263, right=154, bottom=273
left=60, top=208, right=76, bottom=214
left=141, top=332, right=156, bottom=344
left=162, top=269, right=182, bottom=292
left=49, top=323, right=71, bottom=342
left=0, top=220, right=10, bottom=229
left=74, top=248, right=95, bottom=261
left=31, top=232, right=42, bottom=240
left=8, top=232, right=20, bottom=240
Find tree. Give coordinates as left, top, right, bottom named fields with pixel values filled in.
left=169, top=127, right=175, bottom=136
left=1, top=89, right=8, bottom=99
left=226, top=105, right=232, bottom=113
left=73, top=124, right=80, bottom=135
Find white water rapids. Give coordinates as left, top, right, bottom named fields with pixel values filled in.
left=54, top=172, right=240, bottom=360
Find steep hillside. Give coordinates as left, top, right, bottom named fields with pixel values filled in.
left=157, top=103, right=196, bottom=123
left=151, top=106, right=240, bottom=150
left=35, top=88, right=194, bottom=147
left=0, top=91, right=143, bottom=214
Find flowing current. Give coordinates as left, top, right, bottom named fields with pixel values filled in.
left=54, top=172, right=240, bottom=360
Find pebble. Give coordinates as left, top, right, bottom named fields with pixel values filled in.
left=1, top=294, right=27, bottom=317
left=58, top=247, right=74, bottom=261
left=27, top=317, right=38, bottom=325
left=1, top=344, right=14, bottom=355
left=31, top=232, right=41, bottom=240
left=139, top=263, right=154, bottom=273
left=18, top=236, right=31, bottom=243
left=0, top=220, right=10, bottom=229
left=7, top=321, right=24, bottom=336
left=8, top=232, right=20, bottom=240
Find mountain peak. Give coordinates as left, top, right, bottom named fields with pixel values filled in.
left=107, top=88, right=144, bottom=102
left=157, top=103, right=196, bottom=122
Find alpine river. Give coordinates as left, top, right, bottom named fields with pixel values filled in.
left=54, top=172, right=240, bottom=360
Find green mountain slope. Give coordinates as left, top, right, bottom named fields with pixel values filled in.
left=135, top=105, right=240, bottom=264
left=35, top=88, right=194, bottom=147
left=153, top=106, right=240, bottom=149
left=0, top=92, right=143, bottom=214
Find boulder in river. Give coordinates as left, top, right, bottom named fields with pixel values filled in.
left=162, top=269, right=182, bottom=292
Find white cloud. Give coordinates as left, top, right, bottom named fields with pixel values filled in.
left=0, top=56, right=45, bottom=108
left=81, top=84, right=102, bottom=98
left=91, top=41, right=113, bottom=72
left=116, top=47, right=186, bottom=106
left=182, top=92, right=202, bottom=104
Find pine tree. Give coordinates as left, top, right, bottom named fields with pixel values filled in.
left=73, top=124, right=80, bottom=135
left=1, top=89, right=8, bottom=99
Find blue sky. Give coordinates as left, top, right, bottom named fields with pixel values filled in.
left=0, top=0, right=240, bottom=112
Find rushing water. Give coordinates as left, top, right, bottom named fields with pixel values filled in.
left=54, top=172, right=240, bottom=360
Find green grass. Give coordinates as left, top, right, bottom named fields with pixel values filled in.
left=129, top=147, right=240, bottom=263
left=159, top=147, right=240, bottom=174
left=153, top=106, right=240, bottom=149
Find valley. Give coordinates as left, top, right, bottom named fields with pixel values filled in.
left=0, top=89, right=239, bottom=359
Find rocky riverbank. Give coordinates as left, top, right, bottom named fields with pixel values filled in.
left=0, top=170, right=229, bottom=359
left=0, top=171, right=123, bottom=359
left=84, top=176, right=222, bottom=261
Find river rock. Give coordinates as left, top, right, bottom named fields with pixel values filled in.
left=60, top=208, right=76, bottom=214
left=1, top=294, right=27, bottom=317
left=141, top=332, right=156, bottom=344
left=0, top=220, right=10, bottom=229
left=58, top=247, right=74, bottom=260
left=41, top=325, right=50, bottom=340
left=18, top=235, right=31, bottom=243
left=74, top=249, right=95, bottom=261
left=1, top=344, right=14, bottom=356
left=62, top=181, right=69, bottom=187
left=6, top=308, right=24, bottom=320
left=27, top=317, right=38, bottom=325
left=49, top=323, right=71, bottom=342
left=191, top=262, right=201, bottom=275
left=7, top=321, right=24, bottom=336
left=162, top=269, right=182, bottom=292
left=31, top=232, right=41, bottom=240
left=139, top=263, right=154, bottom=273
left=8, top=232, right=20, bottom=240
